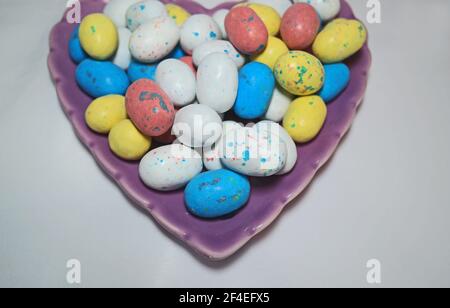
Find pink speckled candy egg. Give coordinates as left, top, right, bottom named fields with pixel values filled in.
left=280, top=3, right=321, bottom=50
left=125, top=79, right=175, bottom=137
left=225, top=6, right=268, bottom=56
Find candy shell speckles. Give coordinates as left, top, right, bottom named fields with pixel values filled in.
left=125, top=79, right=175, bottom=137
left=180, top=14, right=222, bottom=55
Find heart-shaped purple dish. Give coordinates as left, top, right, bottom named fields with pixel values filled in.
left=48, top=0, right=371, bottom=261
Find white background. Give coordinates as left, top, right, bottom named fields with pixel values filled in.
left=0, top=0, right=449, bottom=288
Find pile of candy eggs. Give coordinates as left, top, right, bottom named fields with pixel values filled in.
left=70, top=0, right=367, bottom=219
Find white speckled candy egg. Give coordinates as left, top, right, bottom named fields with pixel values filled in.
left=113, top=27, right=132, bottom=69
left=221, top=126, right=287, bottom=177
left=155, top=59, right=196, bottom=107
left=180, top=14, right=222, bottom=55
left=263, top=86, right=294, bottom=123
left=255, top=120, right=298, bottom=175
left=126, top=0, right=167, bottom=32
left=203, top=121, right=243, bottom=171
left=172, top=104, right=223, bottom=148
left=104, top=0, right=140, bottom=27
left=193, top=40, right=245, bottom=68
left=129, top=16, right=180, bottom=63
left=196, top=53, right=238, bottom=113
left=212, top=9, right=229, bottom=39
left=139, top=143, right=203, bottom=191
left=249, top=0, right=292, bottom=16
left=293, top=0, right=341, bottom=22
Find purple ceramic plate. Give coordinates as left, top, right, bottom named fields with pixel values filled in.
left=48, top=0, right=371, bottom=261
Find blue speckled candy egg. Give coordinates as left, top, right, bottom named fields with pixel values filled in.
left=68, top=26, right=88, bottom=64
left=127, top=60, right=158, bottom=82
left=76, top=59, right=130, bottom=98
left=318, top=63, right=350, bottom=103
left=234, top=62, right=275, bottom=120
left=185, top=169, right=251, bottom=219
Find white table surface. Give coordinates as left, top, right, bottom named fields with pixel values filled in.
left=0, top=0, right=449, bottom=288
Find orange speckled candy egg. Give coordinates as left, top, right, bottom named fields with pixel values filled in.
left=280, top=3, right=320, bottom=50
left=125, top=79, right=175, bottom=137
left=225, top=6, right=268, bottom=55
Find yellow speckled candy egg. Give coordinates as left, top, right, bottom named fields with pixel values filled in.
left=283, top=96, right=327, bottom=143
left=85, top=95, right=127, bottom=134
left=274, top=51, right=324, bottom=96
left=235, top=3, right=281, bottom=36
left=79, top=13, right=118, bottom=60
left=251, top=36, right=289, bottom=70
left=313, top=18, right=367, bottom=63
left=166, top=3, right=191, bottom=26
left=108, top=119, right=151, bottom=160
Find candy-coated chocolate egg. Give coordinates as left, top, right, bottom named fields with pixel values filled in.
left=234, top=62, right=275, bottom=120
left=156, top=59, right=196, bottom=107
left=282, top=95, right=327, bottom=143
left=238, top=3, right=281, bottom=36
left=280, top=3, right=320, bottom=50
left=126, top=0, right=167, bottom=32
left=313, top=18, right=367, bottom=63
left=109, top=119, right=151, bottom=160
left=185, top=169, right=251, bottom=219
left=85, top=95, right=127, bottom=134
left=225, top=7, right=268, bottom=56
left=76, top=59, right=130, bottom=98
left=263, top=86, right=294, bottom=123
left=274, top=51, right=324, bottom=96
left=293, top=0, right=341, bottom=22
left=221, top=126, right=287, bottom=177
left=127, top=60, right=158, bottom=82
left=318, top=63, right=350, bottom=103
left=139, top=144, right=203, bottom=191
left=79, top=13, right=118, bottom=60
left=166, top=3, right=191, bottom=26
left=212, top=9, right=229, bottom=39
left=196, top=53, right=238, bottom=113
left=68, top=25, right=88, bottom=64
left=104, top=0, right=140, bottom=27
left=173, top=104, right=223, bottom=148
left=179, top=56, right=196, bottom=74
left=129, top=16, right=180, bottom=63
left=255, top=121, right=297, bottom=175
left=180, top=14, right=222, bottom=55
left=125, top=79, right=175, bottom=137
left=250, top=36, right=288, bottom=70
left=113, top=27, right=132, bottom=70
left=249, top=0, right=292, bottom=16
left=193, top=40, right=244, bottom=68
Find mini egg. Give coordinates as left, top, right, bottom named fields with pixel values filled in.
left=221, top=126, right=287, bottom=177
left=238, top=3, right=281, bottom=36
left=166, top=3, right=191, bottom=26
left=185, top=169, right=251, bottom=219
left=129, top=16, right=180, bottom=63
left=68, top=25, right=88, bottom=64
left=79, top=13, right=118, bottom=60
left=196, top=53, right=238, bottom=113
left=274, top=51, right=324, bottom=96
left=249, top=0, right=292, bottom=16
left=104, top=0, right=140, bottom=27
left=139, top=143, right=203, bottom=191
left=225, top=6, right=268, bottom=56
left=109, top=119, right=151, bottom=160
left=212, top=9, right=229, bottom=39
left=180, top=14, right=222, bottom=55
left=127, top=60, right=158, bottom=82
left=318, top=63, right=350, bottom=103
left=192, top=40, right=244, bottom=68
left=293, top=0, right=341, bottom=22
left=112, top=27, right=132, bottom=70
left=76, top=59, right=130, bottom=98
left=313, top=18, right=367, bottom=63
left=280, top=3, right=321, bottom=50
left=156, top=59, right=196, bottom=107
left=263, top=86, right=294, bottom=123
left=283, top=95, right=327, bottom=143
left=250, top=36, right=289, bottom=70
left=125, top=0, right=167, bottom=32
left=234, top=62, right=275, bottom=120
left=125, top=79, right=176, bottom=137
left=85, top=95, right=127, bottom=134
left=173, top=104, right=223, bottom=148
